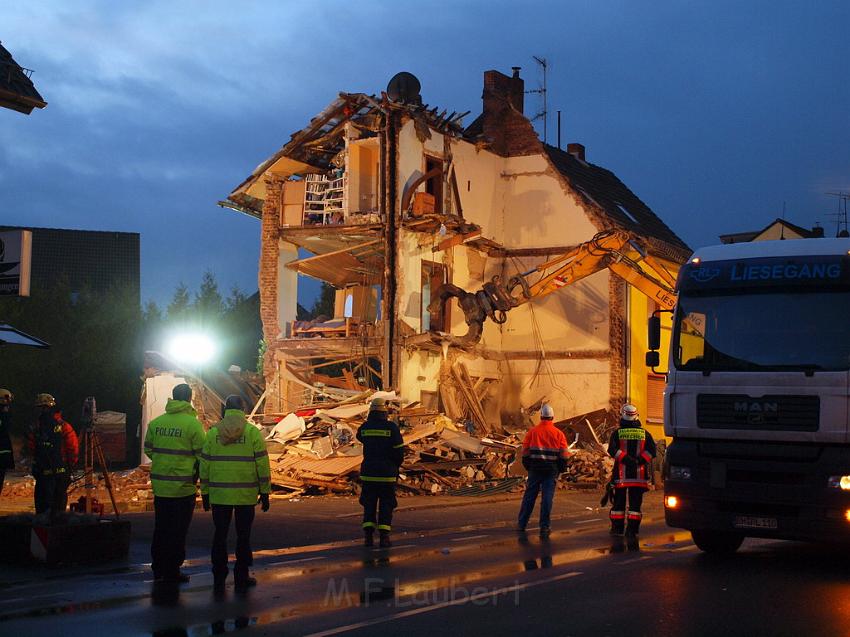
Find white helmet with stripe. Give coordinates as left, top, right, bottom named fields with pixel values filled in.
left=620, top=404, right=639, bottom=421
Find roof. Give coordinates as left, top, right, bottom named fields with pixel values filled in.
left=226, top=93, right=471, bottom=217
left=719, top=218, right=822, bottom=244
left=692, top=237, right=850, bottom=262
left=543, top=144, right=691, bottom=262
left=0, top=42, right=46, bottom=114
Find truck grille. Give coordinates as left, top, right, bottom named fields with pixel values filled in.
left=697, top=394, right=819, bottom=431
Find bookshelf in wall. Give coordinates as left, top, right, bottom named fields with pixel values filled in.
left=303, top=172, right=347, bottom=225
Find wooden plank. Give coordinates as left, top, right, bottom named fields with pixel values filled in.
left=450, top=363, right=491, bottom=433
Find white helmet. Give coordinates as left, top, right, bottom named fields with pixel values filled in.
left=620, top=404, right=639, bottom=422
left=541, top=404, right=555, bottom=420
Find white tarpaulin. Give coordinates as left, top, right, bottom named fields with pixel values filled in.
left=266, top=413, right=306, bottom=443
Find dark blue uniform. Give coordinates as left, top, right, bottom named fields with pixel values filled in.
left=356, top=411, right=404, bottom=539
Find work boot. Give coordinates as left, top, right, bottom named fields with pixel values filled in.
left=364, top=528, right=375, bottom=547
left=213, top=577, right=226, bottom=594
left=378, top=530, right=392, bottom=548
left=234, top=577, right=257, bottom=594
left=609, top=520, right=625, bottom=536
left=539, top=526, right=551, bottom=539
left=625, top=518, right=641, bottom=537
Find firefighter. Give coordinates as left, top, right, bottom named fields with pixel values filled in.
left=27, top=394, right=78, bottom=520
left=356, top=397, right=405, bottom=548
left=144, top=383, right=205, bottom=584
left=0, top=389, right=15, bottom=495
left=607, top=404, right=657, bottom=537
left=517, top=404, right=569, bottom=537
left=200, top=395, right=271, bottom=593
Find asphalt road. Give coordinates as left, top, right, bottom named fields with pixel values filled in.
left=1, top=491, right=848, bottom=637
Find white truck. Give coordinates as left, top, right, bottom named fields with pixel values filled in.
left=648, top=237, right=850, bottom=553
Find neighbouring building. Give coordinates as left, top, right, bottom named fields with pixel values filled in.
left=719, top=218, right=827, bottom=244
left=222, top=68, right=691, bottom=438
left=0, top=42, right=47, bottom=115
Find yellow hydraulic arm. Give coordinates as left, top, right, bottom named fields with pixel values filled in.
left=428, top=229, right=677, bottom=346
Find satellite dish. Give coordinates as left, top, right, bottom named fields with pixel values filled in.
left=386, top=72, right=422, bottom=104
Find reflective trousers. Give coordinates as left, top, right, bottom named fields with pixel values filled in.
left=518, top=470, right=557, bottom=530
left=610, top=487, right=645, bottom=532
left=360, top=482, right=397, bottom=531
left=151, top=494, right=196, bottom=580
left=211, top=504, right=255, bottom=584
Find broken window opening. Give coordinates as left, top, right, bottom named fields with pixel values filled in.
left=421, top=260, right=449, bottom=332
left=424, top=155, right=443, bottom=215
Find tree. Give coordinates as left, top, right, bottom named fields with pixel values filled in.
left=194, top=270, right=223, bottom=326
left=166, top=283, right=191, bottom=323
left=311, top=282, right=336, bottom=319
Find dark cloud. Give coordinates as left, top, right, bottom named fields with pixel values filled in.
left=2, top=0, right=848, bottom=306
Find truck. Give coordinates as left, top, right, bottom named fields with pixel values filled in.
left=649, top=237, right=850, bottom=553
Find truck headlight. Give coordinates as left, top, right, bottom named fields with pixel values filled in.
left=669, top=465, right=692, bottom=481
left=827, top=475, right=850, bottom=490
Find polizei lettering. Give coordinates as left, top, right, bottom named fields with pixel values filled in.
left=730, top=262, right=841, bottom=282
left=154, top=426, right=183, bottom=438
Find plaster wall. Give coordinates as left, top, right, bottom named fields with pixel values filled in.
left=278, top=240, right=299, bottom=337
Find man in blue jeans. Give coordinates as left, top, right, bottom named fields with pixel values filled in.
left=517, top=404, right=569, bottom=537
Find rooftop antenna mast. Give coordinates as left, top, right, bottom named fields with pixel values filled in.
left=825, top=191, right=850, bottom=237
left=527, top=56, right=548, bottom=143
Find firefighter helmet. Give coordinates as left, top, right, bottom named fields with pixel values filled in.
left=541, top=404, right=555, bottom=420
left=35, top=393, right=56, bottom=407
left=620, top=404, right=639, bottom=422
left=0, top=389, right=12, bottom=405
left=369, top=397, right=388, bottom=412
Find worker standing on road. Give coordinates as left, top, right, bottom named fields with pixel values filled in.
left=516, top=404, right=569, bottom=537
left=357, top=397, right=405, bottom=548
left=27, top=394, right=78, bottom=520
left=144, top=383, right=205, bottom=584
left=607, top=404, right=656, bottom=537
left=0, top=389, right=15, bottom=495
left=200, top=394, right=271, bottom=593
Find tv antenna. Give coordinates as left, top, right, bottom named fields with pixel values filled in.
left=825, top=191, right=849, bottom=237
left=526, top=56, right=548, bottom=143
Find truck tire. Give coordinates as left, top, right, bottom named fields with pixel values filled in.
left=691, top=530, right=744, bottom=554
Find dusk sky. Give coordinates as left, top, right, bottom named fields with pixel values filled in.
left=3, top=1, right=849, bottom=307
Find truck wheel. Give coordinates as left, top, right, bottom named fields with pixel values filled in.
left=691, top=530, right=744, bottom=554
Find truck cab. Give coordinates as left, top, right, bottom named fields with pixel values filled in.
left=652, top=238, right=850, bottom=552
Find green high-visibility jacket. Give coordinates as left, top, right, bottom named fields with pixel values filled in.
left=144, top=399, right=205, bottom=498
left=200, top=410, right=271, bottom=506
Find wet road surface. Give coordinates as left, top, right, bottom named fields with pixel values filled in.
left=1, top=496, right=848, bottom=636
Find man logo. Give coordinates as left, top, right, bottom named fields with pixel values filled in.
left=689, top=266, right=720, bottom=283
left=734, top=400, right=778, bottom=424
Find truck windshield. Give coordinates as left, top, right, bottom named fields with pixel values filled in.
left=673, top=290, right=850, bottom=372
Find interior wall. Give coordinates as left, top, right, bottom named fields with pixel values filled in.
left=278, top=240, right=299, bottom=337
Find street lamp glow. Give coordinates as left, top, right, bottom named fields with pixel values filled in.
left=166, top=332, right=216, bottom=365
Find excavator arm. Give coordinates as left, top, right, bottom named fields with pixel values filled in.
left=428, top=230, right=678, bottom=346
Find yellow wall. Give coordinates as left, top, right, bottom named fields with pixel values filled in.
left=627, top=286, right=674, bottom=441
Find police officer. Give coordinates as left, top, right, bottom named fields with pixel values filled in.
left=144, top=383, right=205, bottom=584
left=517, top=404, right=569, bottom=537
left=200, top=395, right=271, bottom=593
left=27, top=394, right=78, bottom=520
left=356, top=397, right=405, bottom=548
left=0, top=389, right=14, bottom=495
left=607, top=404, right=657, bottom=537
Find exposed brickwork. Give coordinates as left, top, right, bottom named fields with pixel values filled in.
left=481, top=70, right=543, bottom=158
left=259, top=178, right=283, bottom=404
left=608, top=274, right=628, bottom=412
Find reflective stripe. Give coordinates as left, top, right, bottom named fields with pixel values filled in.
left=207, top=481, right=259, bottom=488
left=392, top=444, right=405, bottom=449
left=376, top=524, right=391, bottom=531
left=618, top=428, right=646, bottom=441
left=150, top=447, right=197, bottom=456
left=627, top=511, right=642, bottom=520
left=151, top=473, right=195, bottom=482
left=361, top=476, right=397, bottom=482
left=609, top=510, right=626, bottom=519
left=360, top=429, right=391, bottom=437
left=362, top=522, right=376, bottom=529
left=205, top=454, right=255, bottom=462
left=0, top=450, right=11, bottom=454
left=254, top=450, right=269, bottom=458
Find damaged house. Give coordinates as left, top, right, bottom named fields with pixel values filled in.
left=222, top=67, right=690, bottom=443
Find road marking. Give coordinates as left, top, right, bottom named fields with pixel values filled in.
left=449, top=534, right=489, bottom=542
left=574, top=519, right=603, bottom=525
left=268, top=556, right=327, bottom=567
left=374, top=544, right=415, bottom=551
left=619, top=556, right=653, bottom=564
left=302, top=571, right=583, bottom=637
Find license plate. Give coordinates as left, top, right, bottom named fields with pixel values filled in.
left=734, top=516, right=778, bottom=530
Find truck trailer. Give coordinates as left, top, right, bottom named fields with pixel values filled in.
left=653, top=237, right=850, bottom=553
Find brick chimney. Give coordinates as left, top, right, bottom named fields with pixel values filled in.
left=480, top=68, right=542, bottom=157
left=567, top=143, right=586, bottom=161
